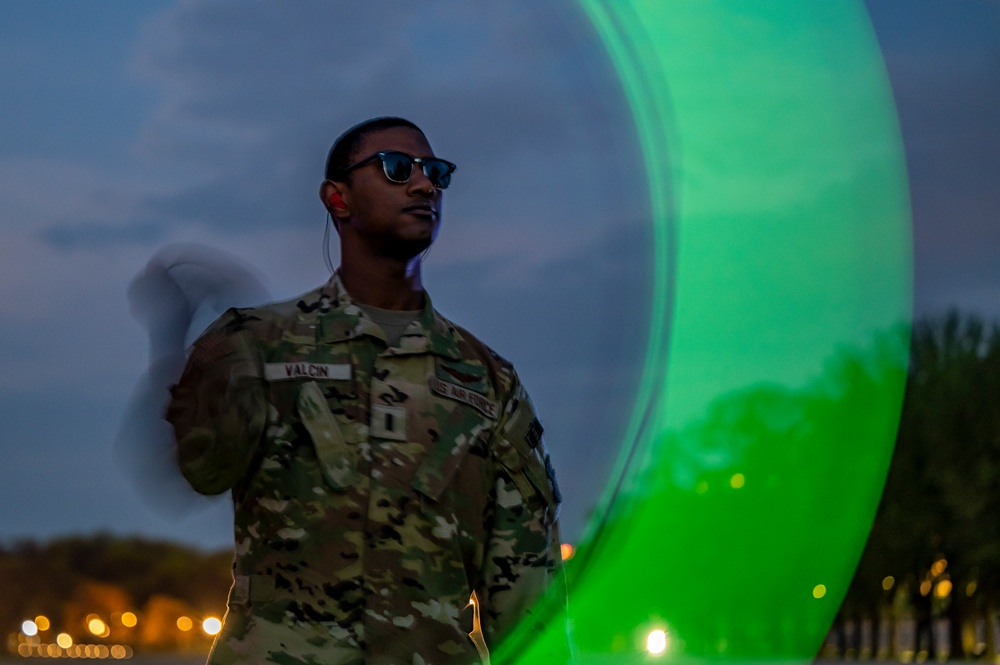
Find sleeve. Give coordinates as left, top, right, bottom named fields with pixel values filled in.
left=165, top=308, right=269, bottom=496
left=478, top=377, right=572, bottom=663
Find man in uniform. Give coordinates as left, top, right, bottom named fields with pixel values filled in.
left=166, top=117, right=566, bottom=665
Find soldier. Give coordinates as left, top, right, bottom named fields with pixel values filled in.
left=166, top=117, right=567, bottom=665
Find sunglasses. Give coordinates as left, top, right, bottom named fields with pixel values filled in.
left=340, top=150, right=457, bottom=189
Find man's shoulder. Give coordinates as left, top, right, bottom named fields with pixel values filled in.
left=436, top=310, right=514, bottom=369
left=223, top=287, right=329, bottom=324
left=433, top=309, right=522, bottom=395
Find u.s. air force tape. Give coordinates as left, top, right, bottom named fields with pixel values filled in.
left=429, top=376, right=499, bottom=419
left=264, top=362, right=351, bottom=381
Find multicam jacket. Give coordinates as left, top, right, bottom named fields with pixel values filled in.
left=167, top=275, right=566, bottom=665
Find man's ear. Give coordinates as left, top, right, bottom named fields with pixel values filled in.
left=320, top=180, right=350, bottom=221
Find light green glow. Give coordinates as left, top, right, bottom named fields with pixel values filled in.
left=497, top=2, right=912, bottom=663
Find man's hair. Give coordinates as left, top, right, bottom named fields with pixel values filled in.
left=324, top=117, right=424, bottom=182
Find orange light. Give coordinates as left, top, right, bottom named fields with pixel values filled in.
left=177, top=616, right=194, bottom=631
left=56, top=633, right=73, bottom=649
left=89, top=617, right=109, bottom=636
left=561, top=543, right=575, bottom=561
left=934, top=580, right=952, bottom=598
left=34, top=615, right=51, bottom=631
left=121, top=612, right=138, bottom=628
left=920, top=580, right=932, bottom=596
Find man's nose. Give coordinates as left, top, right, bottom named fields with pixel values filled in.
left=407, top=167, right=436, bottom=196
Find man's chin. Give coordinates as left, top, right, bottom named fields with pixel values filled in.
left=384, top=235, right=435, bottom=261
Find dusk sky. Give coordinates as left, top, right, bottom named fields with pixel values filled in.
left=1, top=1, right=997, bottom=552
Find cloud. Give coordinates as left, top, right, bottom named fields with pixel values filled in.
left=123, top=0, right=646, bottom=255
left=865, top=0, right=1000, bottom=318
left=40, top=220, right=167, bottom=249
left=0, top=0, right=654, bottom=546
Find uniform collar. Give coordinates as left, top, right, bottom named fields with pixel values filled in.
left=314, top=272, right=462, bottom=359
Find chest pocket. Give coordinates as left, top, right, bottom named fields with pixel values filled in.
left=264, top=323, right=362, bottom=491
left=410, top=359, right=498, bottom=502
left=297, top=380, right=361, bottom=489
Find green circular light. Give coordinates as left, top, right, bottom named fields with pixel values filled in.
left=499, top=2, right=912, bottom=663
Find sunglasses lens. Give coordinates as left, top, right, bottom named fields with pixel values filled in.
left=380, top=153, right=413, bottom=183
left=423, top=160, right=453, bottom=189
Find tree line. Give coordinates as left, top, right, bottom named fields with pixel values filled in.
left=839, top=311, right=1000, bottom=659
left=0, top=533, right=231, bottom=649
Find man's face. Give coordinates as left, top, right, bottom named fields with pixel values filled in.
left=338, top=126, right=443, bottom=261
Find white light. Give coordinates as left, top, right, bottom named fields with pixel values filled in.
left=21, top=620, right=38, bottom=636
left=647, top=629, right=668, bottom=655
left=202, top=617, right=223, bottom=636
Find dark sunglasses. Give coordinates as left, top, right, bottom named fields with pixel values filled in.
left=340, top=150, right=456, bottom=189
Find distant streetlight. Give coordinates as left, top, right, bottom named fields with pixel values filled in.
left=934, top=579, right=953, bottom=598
left=88, top=617, right=110, bottom=637
left=202, top=617, right=223, bottom=636
left=647, top=629, right=668, bottom=655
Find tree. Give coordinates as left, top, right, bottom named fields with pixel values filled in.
left=846, top=311, right=1000, bottom=657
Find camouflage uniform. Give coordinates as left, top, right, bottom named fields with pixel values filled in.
left=167, top=274, right=565, bottom=665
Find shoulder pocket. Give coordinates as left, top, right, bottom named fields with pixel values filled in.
left=495, top=391, right=561, bottom=518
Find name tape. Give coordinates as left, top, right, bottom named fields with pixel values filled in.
left=430, top=376, right=498, bottom=419
left=264, top=362, right=352, bottom=381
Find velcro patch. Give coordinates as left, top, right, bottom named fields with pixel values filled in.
left=545, top=453, right=562, bottom=505
left=430, top=376, right=499, bottom=419
left=264, top=362, right=351, bottom=381
left=371, top=404, right=407, bottom=441
left=525, top=417, right=543, bottom=450
left=435, top=360, right=488, bottom=394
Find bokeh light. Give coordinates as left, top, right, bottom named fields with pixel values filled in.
left=647, top=629, right=668, bottom=655
left=202, top=617, right=223, bottom=636
left=176, top=616, right=194, bottom=632
left=934, top=580, right=953, bottom=598
left=21, top=620, right=38, bottom=637
left=121, top=611, right=138, bottom=627
left=88, top=617, right=109, bottom=637
left=34, top=615, right=50, bottom=631
left=56, top=633, right=73, bottom=649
